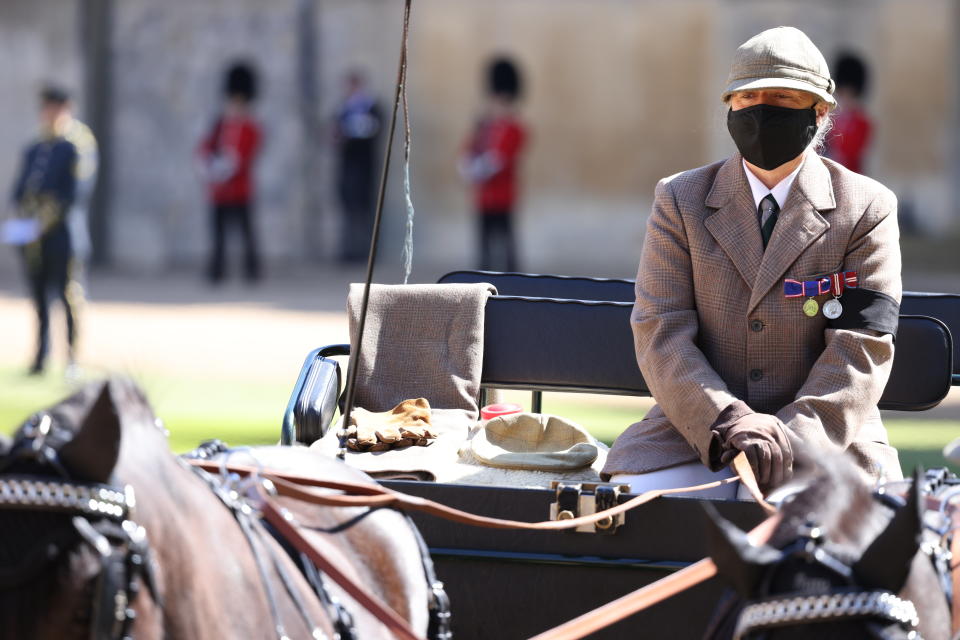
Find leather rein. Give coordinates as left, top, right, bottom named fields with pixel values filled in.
left=189, top=455, right=960, bottom=640
left=186, top=452, right=774, bottom=640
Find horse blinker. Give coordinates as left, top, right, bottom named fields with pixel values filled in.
left=702, top=502, right=781, bottom=598
left=853, top=467, right=924, bottom=593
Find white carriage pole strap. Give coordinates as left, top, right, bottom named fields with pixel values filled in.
left=399, top=17, right=416, bottom=285
left=340, top=0, right=414, bottom=456
left=950, top=497, right=960, bottom=636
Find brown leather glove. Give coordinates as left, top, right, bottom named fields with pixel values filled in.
left=344, top=398, right=436, bottom=451
left=715, top=412, right=793, bottom=492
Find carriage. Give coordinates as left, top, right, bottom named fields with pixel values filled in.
left=277, top=269, right=960, bottom=639
left=4, top=4, right=960, bottom=633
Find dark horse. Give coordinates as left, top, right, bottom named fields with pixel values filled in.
left=0, top=378, right=437, bottom=639
left=703, top=453, right=954, bottom=640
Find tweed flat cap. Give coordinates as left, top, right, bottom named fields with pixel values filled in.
left=721, top=26, right=836, bottom=108
left=469, top=412, right=599, bottom=471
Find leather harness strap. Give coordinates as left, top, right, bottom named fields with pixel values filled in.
left=259, top=495, right=426, bottom=640
left=189, top=451, right=773, bottom=532
left=732, top=453, right=776, bottom=513
left=187, top=453, right=772, bottom=640
left=528, top=515, right=783, bottom=640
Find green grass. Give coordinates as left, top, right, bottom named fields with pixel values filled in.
left=2, top=367, right=956, bottom=476
left=0, top=366, right=289, bottom=453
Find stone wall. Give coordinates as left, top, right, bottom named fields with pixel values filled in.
left=1, top=0, right=957, bottom=279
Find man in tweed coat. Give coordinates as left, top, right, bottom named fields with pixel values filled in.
left=602, top=27, right=901, bottom=496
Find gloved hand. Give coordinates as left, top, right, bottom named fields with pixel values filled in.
left=344, top=398, right=436, bottom=452
left=715, top=412, right=793, bottom=492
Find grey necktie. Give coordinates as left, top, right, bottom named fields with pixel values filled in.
left=759, top=194, right=779, bottom=249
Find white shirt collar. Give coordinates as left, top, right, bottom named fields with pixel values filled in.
left=742, top=158, right=804, bottom=211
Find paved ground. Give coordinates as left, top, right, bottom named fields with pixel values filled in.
left=1, top=262, right=958, bottom=418
left=0, top=266, right=364, bottom=382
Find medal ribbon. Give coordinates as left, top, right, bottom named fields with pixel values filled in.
left=830, top=273, right=843, bottom=296
left=784, top=271, right=857, bottom=298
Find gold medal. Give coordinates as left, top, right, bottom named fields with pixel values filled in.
left=802, top=298, right=819, bottom=317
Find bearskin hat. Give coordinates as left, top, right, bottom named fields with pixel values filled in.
left=225, top=62, right=258, bottom=101
left=488, top=57, right=522, bottom=100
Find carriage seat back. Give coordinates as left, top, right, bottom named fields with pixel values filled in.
left=442, top=270, right=960, bottom=382
left=480, top=294, right=952, bottom=412
left=282, top=277, right=954, bottom=445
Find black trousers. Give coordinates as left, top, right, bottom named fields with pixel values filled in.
left=208, top=202, right=261, bottom=282
left=338, top=167, right=375, bottom=263
left=20, top=224, right=80, bottom=369
left=478, top=210, right=517, bottom=272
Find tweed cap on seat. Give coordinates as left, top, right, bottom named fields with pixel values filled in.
left=468, top=412, right=599, bottom=471
left=721, top=26, right=836, bottom=108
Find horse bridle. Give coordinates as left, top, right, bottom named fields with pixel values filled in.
left=731, top=499, right=924, bottom=640
left=0, top=413, right=161, bottom=640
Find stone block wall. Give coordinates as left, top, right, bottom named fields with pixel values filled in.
left=1, top=0, right=957, bottom=278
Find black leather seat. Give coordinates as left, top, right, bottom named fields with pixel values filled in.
left=441, top=270, right=960, bottom=383
left=440, top=270, right=960, bottom=409
left=480, top=294, right=951, bottom=411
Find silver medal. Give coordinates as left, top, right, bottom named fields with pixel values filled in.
left=823, top=298, right=843, bottom=319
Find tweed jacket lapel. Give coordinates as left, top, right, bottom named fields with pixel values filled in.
left=704, top=154, right=763, bottom=288
left=749, top=152, right=836, bottom=312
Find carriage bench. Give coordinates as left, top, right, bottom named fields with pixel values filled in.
left=280, top=273, right=956, bottom=640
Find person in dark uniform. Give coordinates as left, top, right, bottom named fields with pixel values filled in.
left=7, top=86, right=84, bottom=375
left=334, top=70, right=382, bottom=264
left=197, top=62, right=263, bottom=283
left=459, top=57, right=528, bottom=272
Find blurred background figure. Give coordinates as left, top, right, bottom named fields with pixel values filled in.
left=824, top=52, right=872, bottom=175
left=5, top=85, right=94, bottom=377
left=459, top=56, right=527, bottom=272
left=333, top=70, right=382, bottom=264
left=197, top=61, right=262, bottom=284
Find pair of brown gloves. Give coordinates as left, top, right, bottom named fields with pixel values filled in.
left=342, top=398, right=437, bottom=452
left=711, top=404, right=794, bottom=493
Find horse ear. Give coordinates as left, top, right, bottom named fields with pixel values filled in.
left=853, top=467, right=923, bottom=592
left=702, top=502, right=781, bottom=597
left=58, top=381, right=122, bottom=484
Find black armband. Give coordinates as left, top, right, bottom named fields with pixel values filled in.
left=827, top=287, right=900, bottom=336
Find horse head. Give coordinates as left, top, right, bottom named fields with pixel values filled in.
left=1, top=378, right=436, bottom=640
left=0, top=378, right=164, bottom=640
left=704, top=454, right=951, bottom=640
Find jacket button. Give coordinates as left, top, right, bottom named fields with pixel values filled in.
left=749, top=369, right=763, bottom=381
left=750, top=320, right=764, bottom=332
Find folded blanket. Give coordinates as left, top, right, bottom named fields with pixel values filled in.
left=345, top=282, right=496, bottom=420
left=315, top=283, right=496, bottom=479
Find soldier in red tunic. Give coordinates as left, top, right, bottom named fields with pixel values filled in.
left=197, top=62, right=262, bottom=284
left=823, top=53, right=873, bottom=175
left=460, top=57, right=528, bottom=272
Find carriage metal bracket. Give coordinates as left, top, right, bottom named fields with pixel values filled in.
left=549, top=481, right=630, bottom=535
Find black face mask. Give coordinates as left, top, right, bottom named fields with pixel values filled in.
left=727, top=104, right=818, bottom=170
